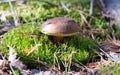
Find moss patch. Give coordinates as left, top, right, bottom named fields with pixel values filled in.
left=1, top=24, right=97, bottom=69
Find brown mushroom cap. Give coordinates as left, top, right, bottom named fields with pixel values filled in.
left=40, top=17, right=80, bottom=36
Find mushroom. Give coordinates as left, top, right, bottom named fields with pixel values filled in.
left=40, top=17, right=80, bottom=44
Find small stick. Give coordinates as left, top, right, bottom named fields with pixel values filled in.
left=89, top=0, right=94, bottom=15
left=27, top=44, right=41, bottom=56
left=61, top=2, right=69, bottom=12
left=8, top=0, right=18, bottom=27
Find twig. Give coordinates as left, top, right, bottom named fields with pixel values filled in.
left=77, top=10, right=97, bottom=19
left=39, top=0, right=58, bottom=7
left=89, top=0, right=94, bottom=15
left=54, top=52, right=61, bottom=71
left=9, top=64, right=16, bottom=75
left=8, top=0, right=18, bottom=27
left=98, top=47, right=114, bottom=60
left=77, top=10, right=91, bottom=28
left=68, top=51, right=76, bottom=71
left=27, top=44, right=41, bottom=56
left=61, top=2, right=70, bottom=12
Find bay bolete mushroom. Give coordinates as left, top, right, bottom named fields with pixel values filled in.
left=40, top=17, right=80, bottom=44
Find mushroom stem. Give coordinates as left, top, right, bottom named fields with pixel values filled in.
left=52, top=36, right=64, bottom=43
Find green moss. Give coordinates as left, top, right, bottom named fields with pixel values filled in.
left=0, top=3, right=10, bottom=10
left=1, top=0, right=120, bottom=73
left=99, top=63, right=120, bottom=75
left=1, top=24, right=97, bottom=68
left=15, top=1, right=67, bottom=23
